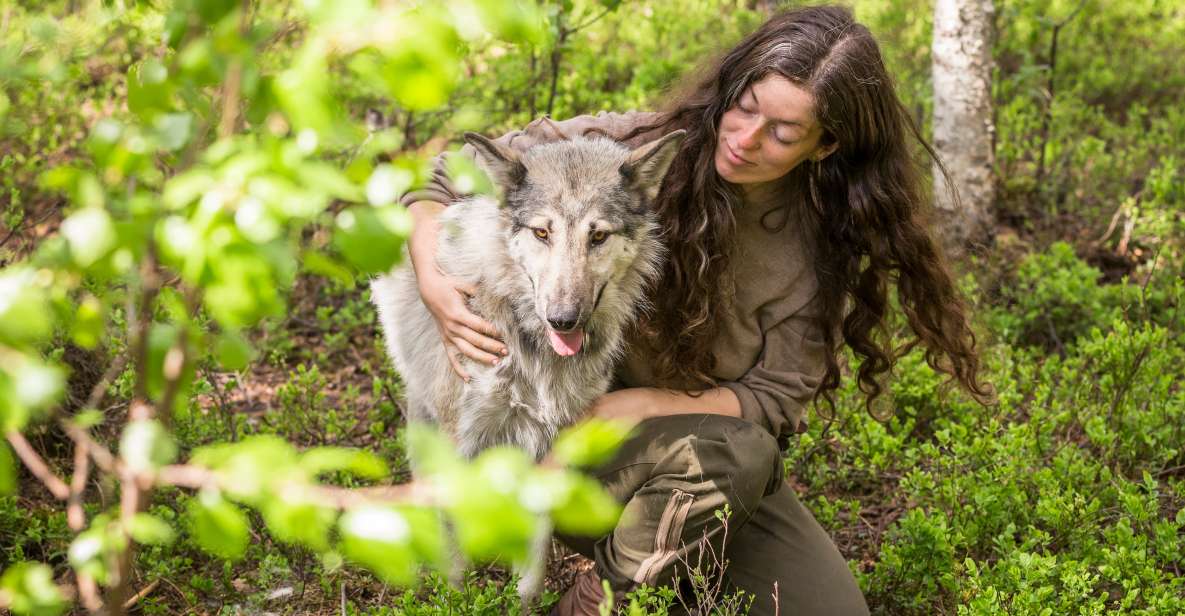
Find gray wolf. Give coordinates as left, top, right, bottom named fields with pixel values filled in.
left=370, top=129, right=685, bottom=462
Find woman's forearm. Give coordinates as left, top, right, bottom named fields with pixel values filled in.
left=590, top=387, right=742, bottom=422
left=406, top=199, right=446, bottom=277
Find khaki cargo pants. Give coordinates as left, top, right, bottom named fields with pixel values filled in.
left=558, top=414, right=869, bottom=616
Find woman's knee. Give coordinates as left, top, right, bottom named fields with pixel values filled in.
left=595, top=414, right=784, bottom=511
left=654, top=415, right=784, bottom=510
left=692, top=415, right=783, bottom=492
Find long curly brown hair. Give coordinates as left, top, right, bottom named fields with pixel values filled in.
left=622, top=5, right=995, bottom=418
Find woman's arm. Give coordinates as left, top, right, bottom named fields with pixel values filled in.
left=588, top=387, right=742, bottom=423
left=405, top=199, right=506, bottom=380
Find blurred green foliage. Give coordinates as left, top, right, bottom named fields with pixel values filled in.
left=0, top=0, right=631, bottom=613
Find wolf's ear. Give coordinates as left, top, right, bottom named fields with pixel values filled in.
left=464, top=132, right=526, bottom=194
left=620, top=129, right=687, bottom=203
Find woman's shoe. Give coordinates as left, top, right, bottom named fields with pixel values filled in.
left=548, top=569, right=623, bottom=616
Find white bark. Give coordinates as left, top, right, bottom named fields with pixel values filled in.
left=932, top=0, right=996, bottom=254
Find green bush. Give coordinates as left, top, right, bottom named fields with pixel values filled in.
left=2, top=0, right=1183, bottom=614
left=989, top=242, right=1132, bottom=348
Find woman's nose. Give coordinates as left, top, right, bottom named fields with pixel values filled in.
left=735, top=118, right=763, bottom=150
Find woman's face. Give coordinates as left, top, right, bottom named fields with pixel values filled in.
left=714, top=74, right=837, bottom=186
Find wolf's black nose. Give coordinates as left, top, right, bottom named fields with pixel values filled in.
left=547, top=318, right=579, bottom=332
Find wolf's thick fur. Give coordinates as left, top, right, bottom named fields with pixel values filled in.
left=371, top=130, right=685, bottom=461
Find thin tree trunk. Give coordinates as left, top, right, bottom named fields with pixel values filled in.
left=932, top=0, right=996, bottom=256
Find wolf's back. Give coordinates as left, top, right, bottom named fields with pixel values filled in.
left=369, top=259, right=449, bottom=425
left=369, top=196, right=508, bottom=428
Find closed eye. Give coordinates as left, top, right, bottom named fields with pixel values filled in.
left=772, top=127, right=797, bottom=145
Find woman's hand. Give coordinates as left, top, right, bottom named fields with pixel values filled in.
left=407, top=200, right=508, bottom=381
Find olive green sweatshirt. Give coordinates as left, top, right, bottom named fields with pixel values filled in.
left=399, top=112, right=828, bottom=446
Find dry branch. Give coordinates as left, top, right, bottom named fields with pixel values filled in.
left=6, top=431, right=70, bottom=499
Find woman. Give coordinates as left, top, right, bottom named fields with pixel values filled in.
left=399, top=5, right=993, bottom=615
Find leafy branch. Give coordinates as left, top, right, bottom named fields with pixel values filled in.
left=0, top=2, right=629, bottom=614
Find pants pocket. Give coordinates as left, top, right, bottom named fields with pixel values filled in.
left=633, top=488, right=695, bottom=586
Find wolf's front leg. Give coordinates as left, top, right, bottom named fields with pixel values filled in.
left=451, top=389, right=513, bottom=459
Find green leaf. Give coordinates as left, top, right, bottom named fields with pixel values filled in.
left=14, top=361, right=64, bottom=414
left=299, top=447, right=389, bottom=480
left=332, top=205, right=412, bottom=274
left=119, top=419, right=177, bottom=473
left=162, top=170, right=216, bottom=210
left=445, top=153, right=496, bottom=196
left=364, top=12, right=461, bottom=111
left=143, top=322, right=192, bottom=404
left=404, top=423, right=462, bottom=476
left=260, top=499, right=336, bottom=552
left=156, top=216, right=205, bottom=283
left=551, top=419, right=634, bottom=468
left=0, top=268, right=53, bottom=347
left=38, top=166, right=103, bottom=208
left=301, top=251, right=356, bottom=290
left=1, top=353, right=66, bottom=432
left=127, top=59, right=175, bottom=120
left=299, top=162, right=364, bottom=203
left=400, top=506, right=448, bottom=569
left=67, top=528, right=106, bottom=576
left=471, top=0, right=546, bottom=44
left=441, top=447, right=537, bottom=562
left=365, top=164, right=415, bottom=206
left=154, top=112, right=193, bottom=151
left=548, top=473, right=622, bottom=536
left=128, top=513, right=176, bottom=545
left=70, top=409, right=105, bottom=430
left=303, top=0, right=371, bottom=25
left=274, top=41, right=333, bottom=136
left=339, top=505, right=445, bottom=585
left=163, top=6, right=190, bottom=48
left=214, top=330, right=255, bottom=371
left=191, top=435, right=301, bottom=504
left=204, top=248, right=287, bottom=328
left=233, top=196, right=282, bottom=243
left=71, top=295, right=105, bottom=350
left=187, top=491, right=250, bottom=561
left=0, top=442, right=14, bottom=496
left=0, top=562, right=66, bottom=616
left=196, top=0, right=239, bottom=25
left=61, top=208, right=117, bottom=268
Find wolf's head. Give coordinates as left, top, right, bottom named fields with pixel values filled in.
left=464, top=130, right=686, bottom=356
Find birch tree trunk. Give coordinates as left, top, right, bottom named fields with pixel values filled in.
left=932, top=0, right=996, bottom=256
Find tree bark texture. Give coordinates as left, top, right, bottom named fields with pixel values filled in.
left=932, top=0, right=996, bottom=255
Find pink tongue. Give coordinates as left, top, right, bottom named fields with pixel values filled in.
left=547, top=329, right=584, bottom=356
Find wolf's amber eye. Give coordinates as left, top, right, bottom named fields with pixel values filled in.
left=533, top=228, right=549, bottom=241
left=590, top=230, right=608, bottom=245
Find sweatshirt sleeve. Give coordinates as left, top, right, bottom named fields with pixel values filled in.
left=718, top=297, right=829, bottom=447
left=399, top=111, right=662, bottom=206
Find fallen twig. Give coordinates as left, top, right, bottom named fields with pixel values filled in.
left=122, top=578, right=160, bottom=611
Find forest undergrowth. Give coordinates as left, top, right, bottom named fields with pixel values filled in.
left=1, top=1, right=1182, bottom=614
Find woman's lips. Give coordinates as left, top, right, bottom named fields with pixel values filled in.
left=724, top=142, right=753, bottom=166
